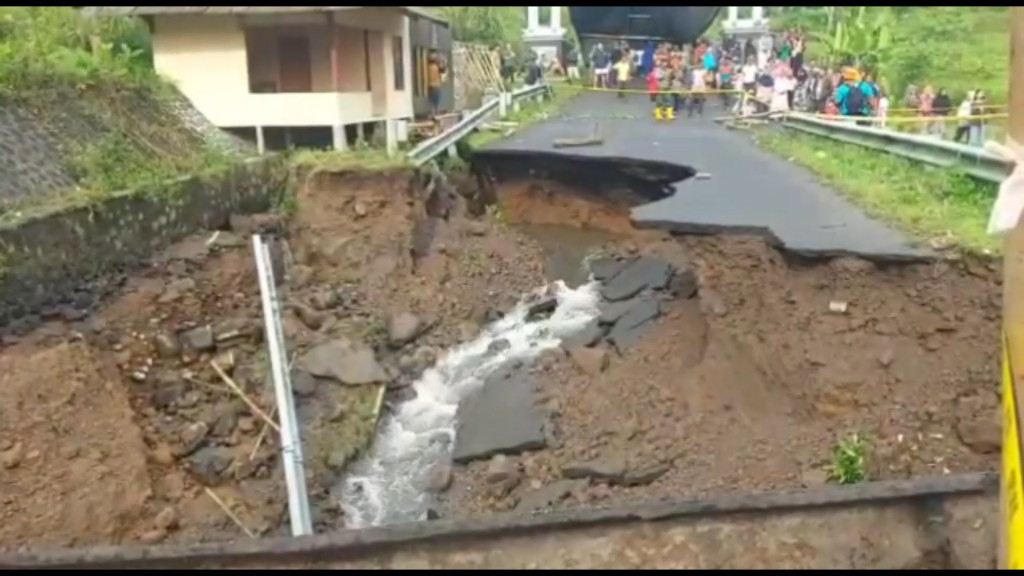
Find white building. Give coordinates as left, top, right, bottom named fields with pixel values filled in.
left=523, top=7, right=565, bottom=66
left=85, top=6, right=447, bottom=153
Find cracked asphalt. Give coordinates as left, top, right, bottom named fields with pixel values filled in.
left=485, top=90, right=931, bottom=261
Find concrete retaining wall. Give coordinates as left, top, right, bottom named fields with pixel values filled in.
left=0, top=156, right=288, bottom=329
left=0, top=473, right=996, bottom=570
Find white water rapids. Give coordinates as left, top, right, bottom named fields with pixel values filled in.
left=339, top=280, right=602, bottom=527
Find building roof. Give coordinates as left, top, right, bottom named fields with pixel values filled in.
left=81, top=6, right=447, bottom=25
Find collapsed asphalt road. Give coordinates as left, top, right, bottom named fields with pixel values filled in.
left=467, top=149, right=691, bottom=212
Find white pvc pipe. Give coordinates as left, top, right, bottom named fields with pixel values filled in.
left=252, top=235, right=313, bottom=537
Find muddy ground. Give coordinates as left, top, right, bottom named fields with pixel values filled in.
left=0, top=168, right=549, bottom=550
left=448, top=177, right=1002, bottom=519
left=0, top=165, right=1004, bottom=553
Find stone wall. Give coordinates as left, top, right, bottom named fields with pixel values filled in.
left=0, top=156, right=289, bottom=331
left=0, top=86, right=254, bottom=212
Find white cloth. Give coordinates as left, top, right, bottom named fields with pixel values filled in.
left=986, top=137, right=1024, bottom=235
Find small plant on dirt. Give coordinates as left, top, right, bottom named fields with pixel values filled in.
left=361, top=317, right=389, bottom=347
left=829, top=432, right=868, bottom=485
left=485, top=203, right=506, bottom=225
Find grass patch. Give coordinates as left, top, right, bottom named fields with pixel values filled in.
left=467, top=82, right=584, bottom=148
left=290, top=146, right=410, bottom=173
left=828, top=433, right=868, bottom=485
left=0, top=8, right=247, bottom=219
left=308, top=384, right=384, bottom=474
left=755, top=128, right=998, bottom=254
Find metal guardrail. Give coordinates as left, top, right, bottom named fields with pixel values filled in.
left=251, top=235, right=313, bottom=537
left=407, top=83, right=552, bottom=166
left=783, top=113, right=1012, bottom=184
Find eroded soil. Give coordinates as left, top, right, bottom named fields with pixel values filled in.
left=0, top=167, right=1004, bottom=555
left=0, top=168, right=550, bottom=550
left=451, top=178, right=1002, bottom=519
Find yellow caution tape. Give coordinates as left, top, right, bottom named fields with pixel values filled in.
left=803, top=112, right=1008, bottom=124
left=582, top=87, right=745, bottom=96
left=1003, top=336, right=1024, bottom=569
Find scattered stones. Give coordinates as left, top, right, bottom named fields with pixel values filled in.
left=517, top=479, right=588, bottom=512
left=158, top=278, right=195, bottom=304
left=291, top=369, right=318, bottom=397
left=140, top=528, right=167, bottom=545
left=152, top=333, right=180, bottom=358
left=1, top=442, right=24, bottom=470
left=180, top=326, right=215, bottom=353
left=568, top=346, right=609, bottom=375
left=187, top=447, right=234, bottom=486
left=213, top=350, right=236, bottom=374
left=562, top=454, right=627, bottom=484
left=956, top=413, right=1001, bottom=455
left=154, top=506, right=180, bottom=531
left=423, top=462, right=453, bottom=493
left=485, top=455, right=522, bottom=497
left=526, top=296, right=558, bottom=320
left=387, top=312, right=425, bottom=348
left=487, top=338, right=511, bottom=355
left=562, top=454, right=668, bottom=487
left=178, top=421, right=209, bottom=456
left=293, top=303, right=326, bottom=331
left=668, top=264, right=699, bottom=299
left=298, top=338, right=388, bottom=385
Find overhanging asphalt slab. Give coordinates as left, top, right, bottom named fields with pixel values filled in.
left=484, top=91, right=933, bottom=262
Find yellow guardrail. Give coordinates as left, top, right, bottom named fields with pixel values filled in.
left=1004, top=335, right=1024, bottom=569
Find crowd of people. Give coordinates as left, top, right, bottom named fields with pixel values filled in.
left=560, top=31, right=993, bottom=145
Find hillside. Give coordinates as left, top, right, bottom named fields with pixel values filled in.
left=772, top=7, right=1009, bottom=104
left=0, top=7, right=249, bottom=220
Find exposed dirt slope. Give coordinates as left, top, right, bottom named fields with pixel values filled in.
left=451, top=178, right=1002, bottom=518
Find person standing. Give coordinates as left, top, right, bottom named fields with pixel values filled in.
left=426, top=51, right=446, bottom=118
left=564, top=46, right=580, bottom=84
left=954, top=91, right=974, bottom=144
left=613, top=55, right=631, bottom=99
left=970, top=89, right=988, bottom=146
left=688, top=64, right=707, bottom=118
left=591, top=43, right=610, bottom=89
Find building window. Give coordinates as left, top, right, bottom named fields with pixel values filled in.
left=393, top=36, right=405, bottom=91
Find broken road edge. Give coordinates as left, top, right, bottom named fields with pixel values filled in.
left=1, top=472, right=996, bottom=569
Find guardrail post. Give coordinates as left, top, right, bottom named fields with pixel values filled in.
left=499, top=92, right=508, bottom=119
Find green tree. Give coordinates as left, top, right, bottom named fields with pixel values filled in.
left=439, top=7, right=525, bottom=47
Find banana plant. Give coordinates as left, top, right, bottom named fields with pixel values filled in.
left=811, top=6, right=894, bottom=73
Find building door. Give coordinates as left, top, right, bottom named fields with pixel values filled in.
left=277, top=36, right=312, bottom=93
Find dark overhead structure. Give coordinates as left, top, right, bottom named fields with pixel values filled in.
left=569, top=7, right=722, bottom=45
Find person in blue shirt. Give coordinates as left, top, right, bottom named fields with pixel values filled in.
left=834, top=68, right=874, bottom=124
left=702, top=47, right=718, bottom=90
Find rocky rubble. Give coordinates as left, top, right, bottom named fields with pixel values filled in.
left=13, top=166, right=557, bottom=543
left=442, top=253, right=696, bottom=517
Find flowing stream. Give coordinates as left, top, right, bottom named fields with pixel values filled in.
left=339, top=280, right=602, bottom=527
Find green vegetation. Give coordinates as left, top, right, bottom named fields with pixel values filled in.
left=753, top=8, right=1008, bottom=255
left=466, top=82, right=585, bottom=148
left=440, top=7, right=577, bottom=49
left=290, top=147, right=411, bottom=174
left=828, top=433, right=868, bottom=485
left=755, top=128, right=998, bottom=253
left=309, top=384, right=385, bottom=476
left=772, top=7, right=1009, bottom=104
left=0, top=7, right=239, bottom=218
